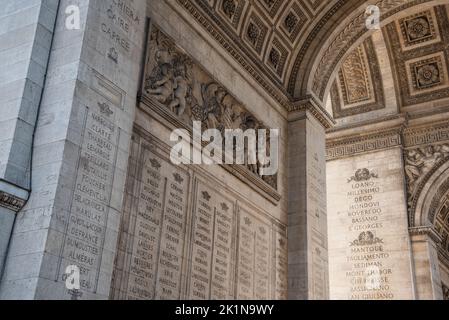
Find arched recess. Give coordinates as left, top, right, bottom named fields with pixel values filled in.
left=290, top=0, right=449, bottom=104
left=410, top=156, right=449, bottom=299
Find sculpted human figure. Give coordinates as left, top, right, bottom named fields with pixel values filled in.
left=169, top=66, right=189, bottom=116
left=146, top=62, right=174, bottom=104
left=240, top=115, right=259, bottom=175
left=202, top=83, right=226, bottom=129
left=146, top=49, right=176, bottom=104
left=405, top=149, right=424, bottom=188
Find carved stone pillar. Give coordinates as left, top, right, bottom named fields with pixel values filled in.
left=0, top=0, right=147, bottom=299
left=409, top=226, right=444, bottom=300
left=287, top=98, right=333, bottom=299
left=0, top=0, right=58, bottom=279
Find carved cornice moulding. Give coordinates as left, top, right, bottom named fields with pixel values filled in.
left=0, top=191, right=26, bottom=212
left=326, top=128, right=402, bottom=161
left=326, top=114, right=405, bottom=135
left=326, top=119, right=449, bottom=161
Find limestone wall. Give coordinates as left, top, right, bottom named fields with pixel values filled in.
left=327, top=147, right=414, bottom=299
left=109, top=5, right=289, bottom=298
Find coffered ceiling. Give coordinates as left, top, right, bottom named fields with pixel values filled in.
left=174, top=0, right=449, bottom=120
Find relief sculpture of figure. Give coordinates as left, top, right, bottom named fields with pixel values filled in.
left=146, top=50, right=175, bottom=104
left=240, top=113, right=259, bottom=175
left=405, top=144, right=449, bottom=193
left=146, top=50, right=193, bottom=117
left=201, top=83, right=226, bottom=130
left=405, top=149, right=425, bottom=190
left=168, top=59, right=191, bottom=116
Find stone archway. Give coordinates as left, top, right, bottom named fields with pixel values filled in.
left=410, top=156, right=449, bottom=299
left=426, top=185, right=449, bottom=299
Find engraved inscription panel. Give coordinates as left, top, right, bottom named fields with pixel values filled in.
left=114, top=139, right=189, bottom=300
left=237, top=209, right=271, bottom=300
left=188, top=182, right=236, bottom=300
left=327, top=149, right=414, bottom=300
left=112, top=128, right=287, bottom=300
left=59, top=105, right=119, bottom=293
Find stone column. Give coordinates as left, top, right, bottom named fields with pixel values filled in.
left=0, top=0, right=146, bottom=299
left=287, top=99, right=333, bottom=299
left=0, top=0, right=59, bottom=278
left=409, top=227, right=444, bottom=300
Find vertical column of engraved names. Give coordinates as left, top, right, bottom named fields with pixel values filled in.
left=346, top=172, right=394, bottom=300
left=189, top=187, right=214, bottom=299
left=237, top=210, right=272, bottom=299
left=254, top=219, right=270, bottom=299
left=60, top=108, right=118, bottom=293
left=210, top=199, right=235, bottom=299
left=125, top=148, right=189, bottom=300
left=236, top=212, right=255, bottom=299
left=155, top=170, right=188, bottom=299
left=274, top=229, right=288, bottom=299
left=126, top=150, right=165, bottom=299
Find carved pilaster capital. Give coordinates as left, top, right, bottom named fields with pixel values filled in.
left=409, top=226, right=442, bottom=244
left=0, top=180, right=29, bottom=213
left=0, top=191, right=27, bottom=212
left=288, top=95, right=335, bottom=129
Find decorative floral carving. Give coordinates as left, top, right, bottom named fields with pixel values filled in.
left=98, top=102, right=113, bottom=117
left=347, top=168, right=378, bottom=183
left=284, top=12, right=298, bottom=33
left=222, top=0, right=236, bottom=19
left=149, top=158, right=161, bottom=170
left=202, top=191, right=211, bottom=201
left=340, top=46, right=371, bottom=104
left=350, top=231, right=383, bottom=246
left=406, top=17, right=431, bottom=41
left=173, top=173, right=184, bottom=183
left=415, top=62, right=441, bottom=89
left=400, top=10, right=437, bottom=47
left=220, top=202, right=229, bottom=212
left=247, top=22, right=259, bottom=45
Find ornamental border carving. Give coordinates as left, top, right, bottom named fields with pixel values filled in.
left=326, top=129, right=402, bottom=161
left=403, top=121, right=449, bottom=148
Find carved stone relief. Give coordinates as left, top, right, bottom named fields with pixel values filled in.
left=404, top=143, right=449, bottom=211
left=142, top=24, right=278, bottom=190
